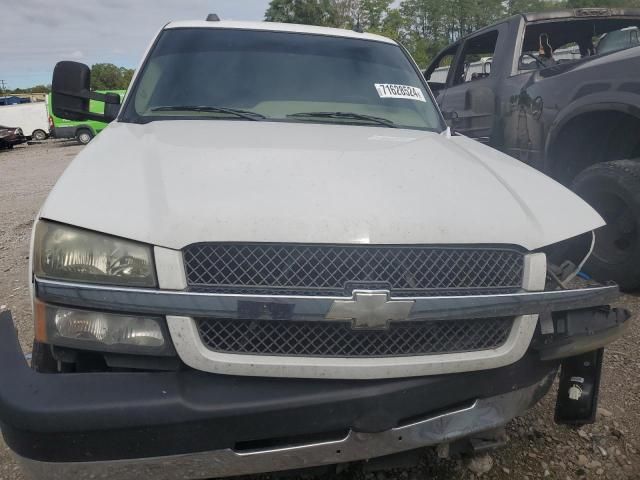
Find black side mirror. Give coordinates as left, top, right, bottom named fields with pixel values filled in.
left=51, top=61, right=121, bottom=123
left=52, top=61, right=90, bottom=120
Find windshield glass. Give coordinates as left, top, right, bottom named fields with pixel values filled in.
left=121, top=28, right=443, bottom=131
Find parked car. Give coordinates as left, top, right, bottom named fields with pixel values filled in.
left=0, top=17, right=631, bottom=480
left=47, top=90, right=126, bottom=144
left=0, top=95, right=30, bottom=106
left=0, top=124, right=27, bottom=149
left=424, top=8, right=640, bottom=289
left=0, top=102, right=49, bottom=141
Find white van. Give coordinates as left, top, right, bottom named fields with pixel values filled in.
left=0, top=102, right=49, bottom=140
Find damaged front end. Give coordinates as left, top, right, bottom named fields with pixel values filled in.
left=0, top=229, right=632, bottom=479
left=533, top=230, right=631, bottom=424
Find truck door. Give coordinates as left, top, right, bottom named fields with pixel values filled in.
left=424, top=44, right=460, bottom=105
left=437, top=27, right=504, bottom=144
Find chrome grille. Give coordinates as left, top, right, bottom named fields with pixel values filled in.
left=196, top=317, right=513, bottom=358
left=183, top=244, right=524, bottom=296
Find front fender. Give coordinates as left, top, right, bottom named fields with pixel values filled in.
left=544, top=92, right=640, bottom=172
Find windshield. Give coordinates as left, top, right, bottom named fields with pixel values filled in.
left=121, top=28, right=443, bottom=131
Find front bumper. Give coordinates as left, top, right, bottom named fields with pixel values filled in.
left=2, top=281, right=630, bottom=478
left=0, top=134, right=27, bottom=147
left=34, top=278, right=626, bottom=379
left=0, top=310, right=557, bottom=479
left=17, top=380, right=553, bottom=480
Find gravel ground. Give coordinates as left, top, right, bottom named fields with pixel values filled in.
left=0, top=140, right=638, bottom=480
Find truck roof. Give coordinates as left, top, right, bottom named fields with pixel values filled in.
left=164, top=20, right=396, bottom=45
left=444, top=8, right=640, bottom=47
left=522, top=7, right=640, bottom=23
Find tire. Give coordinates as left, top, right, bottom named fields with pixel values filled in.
left=31, top=340, right=58, bottom=373
left=32, top=129, right=47, bottom=141
left=572, top=160, right=640, bottom=290
left=76, top=128, right=93, bottom=145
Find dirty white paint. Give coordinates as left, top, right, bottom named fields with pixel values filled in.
left=39, top=121, right=603, bottom=252
left=167, top=314, right=539, bottom=379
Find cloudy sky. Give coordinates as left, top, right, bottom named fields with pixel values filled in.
left=0, top=0, right=269, bottom=88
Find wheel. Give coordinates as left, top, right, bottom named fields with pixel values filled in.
left=76, top=129, right=93, bottom=145
left=572, top=160, right=640, bottom=290
left=31, top=340, right=58, bottom=373
left=32, top=129, right=47, bottom=141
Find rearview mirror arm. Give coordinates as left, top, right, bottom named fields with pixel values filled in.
left=53, top=89, right=121, bottom=122
left=55, top=89, right=119, bottom=104
left=53, top=106, right=118, bottom=123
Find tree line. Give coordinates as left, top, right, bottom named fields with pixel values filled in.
left=89, top=63, right=134, bottom=91
left=6, top=84, right=51, bottom=95
left=265, top=0, right=640, bottom=65
left=6, top=63, right=134, bottom=94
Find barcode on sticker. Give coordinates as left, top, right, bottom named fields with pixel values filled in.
left=375, top=84, right=426, bottom=102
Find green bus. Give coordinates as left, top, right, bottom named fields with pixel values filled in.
left=47, top=90, right=126, bottom=145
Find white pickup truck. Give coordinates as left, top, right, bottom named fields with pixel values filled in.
left=0, top=17, right=631, bottom=480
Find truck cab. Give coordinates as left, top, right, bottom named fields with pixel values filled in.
left=425, top=9, right=640, bottom=289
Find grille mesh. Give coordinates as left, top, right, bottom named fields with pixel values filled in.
left=183, top=244, right=524, bottom=296
left=196, top=317, right=513, bottom=358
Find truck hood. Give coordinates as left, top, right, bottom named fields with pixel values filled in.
left=40, top=121, right=604, bottom=251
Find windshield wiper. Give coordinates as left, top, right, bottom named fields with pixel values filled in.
left=150, top=105, right=266, bottom=121
left=287, top=112, right=396, bottom=128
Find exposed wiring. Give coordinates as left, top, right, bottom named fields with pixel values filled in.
left=559, top=231, right=595, bottom=288
left=577, top=271, right=592, bottom=281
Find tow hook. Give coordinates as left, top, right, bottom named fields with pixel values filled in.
left=555, top=348, right=604, bottom=425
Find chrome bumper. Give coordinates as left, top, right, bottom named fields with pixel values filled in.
left=16, top=375, right=553, bottom=480
left=34, top=278, right=624, bottom=379
left=35, top=278, right=620, bottom=322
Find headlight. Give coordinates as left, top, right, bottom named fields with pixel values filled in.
left=36, top=302, right=170, bottom=355
left=34, top=221, right=156, bottom=287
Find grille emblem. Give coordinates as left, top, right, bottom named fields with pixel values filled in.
left=326, top=290, right=415, bottom=330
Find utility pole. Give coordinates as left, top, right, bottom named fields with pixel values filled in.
left=0, top=80, right=6, bottom=96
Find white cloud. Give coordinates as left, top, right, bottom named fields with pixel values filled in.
left=0, top=0, right=269, bottom=87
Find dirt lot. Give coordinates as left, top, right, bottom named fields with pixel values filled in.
left=0, top=141, right=639, bottom=480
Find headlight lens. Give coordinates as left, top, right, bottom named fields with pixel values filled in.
left=34, top=221, right=156, bottom=287
left=37, top=302, right=168, bottom=354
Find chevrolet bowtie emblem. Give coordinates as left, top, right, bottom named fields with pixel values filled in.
left=326, top=290, right=415, bottom=330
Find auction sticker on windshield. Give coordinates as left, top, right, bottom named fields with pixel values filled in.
left=375, top=84, right=426, bottom=102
